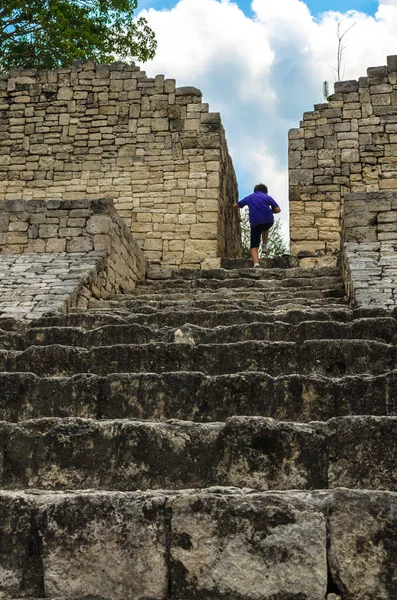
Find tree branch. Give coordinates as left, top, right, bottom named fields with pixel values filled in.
left=1, top=21, right=42, bottom=40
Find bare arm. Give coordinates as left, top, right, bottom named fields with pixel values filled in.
left=232, top=203, right=241, bottom=222
left=273, top=206, right=281, bottom=214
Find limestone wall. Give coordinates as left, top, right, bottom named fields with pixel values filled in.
left=289, top=55, right=397, bottom=266
left=0, top=198, right=146, bottom=318
left=342, top=190, right=397, bottom=308
left=0, top=61, right=241, bottom=268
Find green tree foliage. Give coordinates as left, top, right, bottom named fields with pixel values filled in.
left=240, top=209, right=288, bottom=259
left=264, top=218, right=288, bottom=257
left=0, top=0, right=156, bottom=71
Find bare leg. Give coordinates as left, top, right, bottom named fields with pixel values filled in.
left=261, top=230, right=269, bottom=245
left=251, top=247, right=259, bottom=265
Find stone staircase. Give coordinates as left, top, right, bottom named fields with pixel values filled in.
left=1, top=258, right=396, bottom=599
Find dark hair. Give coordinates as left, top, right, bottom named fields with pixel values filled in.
left=254, top=183, right=268, bottom=194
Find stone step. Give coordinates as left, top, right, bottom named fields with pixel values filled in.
left=221, top=256, right=300, bottom=269
left=1, top=339, right=393, bottom=377
left=0, top=370, right=395, bottom=423
left=135, top=275, right=344, bottom=291
left=0, top=317, right=396, bottom=350
left=148, top=264, right=340, bottom=281
left=88, top=296, right=347, bottom=315
left=0, top=305, right=358, bottom=331
left=0, top=416, right=326, bottom=492
left=64, top=305, right=354, bottom=327
left=0, top=488, right=395, bottom=599
left=116, top=286, right=346, bottom=303
left=0, top=416, right=395, bottom=493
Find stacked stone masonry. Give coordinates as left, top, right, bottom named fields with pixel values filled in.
left=0, top=198, right=146, bottom=318
left=342, top=190, right=397, bottom=308
left=0, top=61, right=241, bottom=268
left=289, top=54, right=397, bottom=267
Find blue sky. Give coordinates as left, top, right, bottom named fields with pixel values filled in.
left=139, top=0, right=379, bottom=16
left=305, top=0, right=378, bottom=15
left=136, top=0, right=397, bottom=236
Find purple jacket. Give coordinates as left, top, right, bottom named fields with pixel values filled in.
left=237, top=192, right=280, bottom=226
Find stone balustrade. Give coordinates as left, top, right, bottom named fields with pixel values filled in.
left=0, top=198, right=146, bottom=318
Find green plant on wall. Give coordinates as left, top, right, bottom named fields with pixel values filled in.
left=0, top=0, right=156, bottom=71
left=240, top=208, right=288, bottom=259
left=323, top=81, right=330, bottom=102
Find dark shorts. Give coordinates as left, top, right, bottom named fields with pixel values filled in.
left=250, top=222, right=273, bottom=249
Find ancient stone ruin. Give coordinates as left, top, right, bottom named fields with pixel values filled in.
left=0, top=57, right=397, bottom=600
left=0, top=60, right=240, bottom=270
left=289, top=54, right=397, bottom=307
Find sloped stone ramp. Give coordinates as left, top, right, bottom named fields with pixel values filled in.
left=1, top=258, right=396, bottom=600
left=0, top=252, right=106, bottom=319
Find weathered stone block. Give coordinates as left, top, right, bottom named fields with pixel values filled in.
left=66, top=237, right=93, bottom=252
left=171, top=492, right=328, bottom=600
left=329, top=489, right=397, bottom=600
left=321, top=108, right=342, bottom=118
left=316, top=124, right=335, bottom=136
left=86, top=214, right=111, bottom=235
left=0, top=492, right=34, bottom=597
left=328, top=416, right=397, bottom=490
left=289, top=150, right=301, bottom=168
left=38, top=493, right=168, bottom=600
left=184, top=239, right=217, bottom=260
left=0, top=215, right=9, bottom=231
left=368, top=65, right=388, bottom=81
left=343, top=108, right=362, bottom=119
left=215, top=417, right=327, bottom=489
left=371, top=93, right=391, bottom=106
left=379, top=178, right=397, bottom=189
left=59, top=227, right=83, bottom=237
left=341, top=149, right=360, bottom=163
left=151, top=118, right=169, bottom=132
left=6, top=232, right=28, bottom=244
left=30, top=144, right=50, bottom=155
left=305, top=138, right=324, bottom=150
left=334, top=80, right=359, bottom=93
left=57, top=87, right=73, bottom=101
left=144, top=238, right=162, bottom=251
left=288, top=128, right=304, bottom=139
left=387, top=55, right=397, bottom=72
left=45, top=238, right=66, bottom=252
left=175, top=86, right=201, bottom=98
left=196, top=199, right=217, bottom=212
left=290, top=169, right=314, bottom=186
left=164, top=78, right=176, bottom=93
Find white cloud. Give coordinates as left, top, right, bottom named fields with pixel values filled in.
left=137, top=0, right=397, bottom=240
left=139, top=0, right=274, bottom=88
left=252, top=0, right=313, bottom=24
